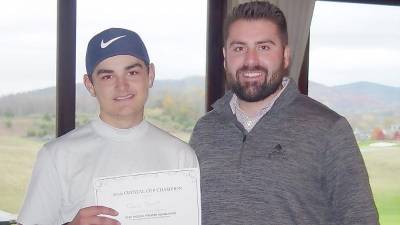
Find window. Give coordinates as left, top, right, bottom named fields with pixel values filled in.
left=0, top=0, right=56, bottom=219
left=310, top=2, right=400, bottom=224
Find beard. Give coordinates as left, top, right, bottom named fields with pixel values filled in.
left=229, top=64, right=285, bottom=102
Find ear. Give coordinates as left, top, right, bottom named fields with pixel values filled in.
left=148, top=63, right=155, bottom=88
left=283, top=46, right=291, bottom=69
left=83, top=74, right=96, bottom=97
left=222, top=47, right=227, bottom=70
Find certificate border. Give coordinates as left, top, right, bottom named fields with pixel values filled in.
left=93, top=168, right=201, bottom=225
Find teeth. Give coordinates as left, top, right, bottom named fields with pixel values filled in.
left=243, top=72, right=262, bottom=78
left=115, top=94, right=133, bottom=100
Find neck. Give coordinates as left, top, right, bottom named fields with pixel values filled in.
left=238, top=85, right=283, bottom=117
left=99, top=113, right=143, bottom=129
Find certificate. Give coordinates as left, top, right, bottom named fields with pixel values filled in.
left=93, top=168, right=201, bottom=225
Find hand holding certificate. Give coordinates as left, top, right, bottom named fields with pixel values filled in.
left=94, top=168, right=201, bottom=225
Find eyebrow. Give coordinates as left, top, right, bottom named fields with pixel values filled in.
left=256, top=40, right=276, bottom=45
left=96, top=69, right=114, bottom=76
left=229, top=41, right=246, bottom=47
left=125, top=63, right=144, bottom=70
left=95, top=63, right=145, bottom=76
left=229, top=40, right=276, bottom=47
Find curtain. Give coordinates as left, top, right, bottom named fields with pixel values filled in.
left=227, top=0, right=315, bottom=84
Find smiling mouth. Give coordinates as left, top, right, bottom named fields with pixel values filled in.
left=114, top=94, right=134, bottom=101
left=242, top=71, right=263, bottom=78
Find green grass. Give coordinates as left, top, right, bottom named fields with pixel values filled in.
left=0, top=136, right=43, bottom=213
left=374, top=194, right=400, bottom=225
left=0, top=136, right=399, bottom=225
left=358, top=140, right=378, bottom=148
left=361, top=144, right=400, bottom=225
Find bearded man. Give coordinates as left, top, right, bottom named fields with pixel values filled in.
left=189, top=1, right=378, bottom=225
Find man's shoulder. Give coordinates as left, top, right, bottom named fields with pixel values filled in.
left=146, top=122, right=193, bottom=149
left=291, top=94, right=342, bottom=122
left=195, top=109, right=222, bottom=126
left=43, top=121, right=95, bottom=152
left=195, top=91, right=233, bottom=126
left=145, top=122, right=198, bottom=168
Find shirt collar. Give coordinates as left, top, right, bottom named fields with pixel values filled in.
left=229, top=77, right=290, bottom=131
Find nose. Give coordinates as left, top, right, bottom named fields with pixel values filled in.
left=244, top=48, right=259, bottom=67
left=115, top=76, right=129, bottom=91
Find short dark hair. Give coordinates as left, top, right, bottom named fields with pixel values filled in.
left=223, top=1, right=288, bottom=46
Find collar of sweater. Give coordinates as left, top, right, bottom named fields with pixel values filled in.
left=91, top=116, right=149, bottom=141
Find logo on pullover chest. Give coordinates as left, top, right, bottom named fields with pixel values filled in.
left=268, top=144, right=287, bottom=160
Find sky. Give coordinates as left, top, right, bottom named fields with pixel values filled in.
left=0, top=1, right=399, bottom=96
left=0, top=0, right=207, bottom=96
left=310, top=1, right=400, bottom=87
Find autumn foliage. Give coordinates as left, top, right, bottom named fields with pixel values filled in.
left=393, top=131, right=400, bottom=140
left=371, top=128, right=385, bottom=140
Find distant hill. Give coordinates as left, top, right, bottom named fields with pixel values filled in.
left=308, top=81, right=400, bottom=115
left=0, top=77, right=398, bottom=117
left=0, top=76, right=205, bottom=116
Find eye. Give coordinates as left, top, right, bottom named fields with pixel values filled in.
left=128, top=71, right=139, bottom=76
left=233, top=46, right=245, bottom=53
left=101, top=75, right=112, bottom=80
left=258, top=45, right=270, bottom=51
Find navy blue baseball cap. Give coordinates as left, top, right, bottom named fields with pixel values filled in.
left=85, top=28, right=150, bottom=75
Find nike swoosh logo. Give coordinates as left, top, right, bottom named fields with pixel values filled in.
left=100, top=35, right=126, bottom=48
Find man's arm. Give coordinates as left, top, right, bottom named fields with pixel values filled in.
left=324, top=117, right=379, bottom=225
left=17, top=146, right=63, bottom=224
left=16, top=146, right=119, bottom=225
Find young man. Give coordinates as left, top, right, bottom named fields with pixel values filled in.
left=17, top=28, right=198, bottom=225
left=190, top=1, right=379, bottom=225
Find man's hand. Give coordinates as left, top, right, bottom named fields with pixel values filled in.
left=68, top=206, right=120, bottom=225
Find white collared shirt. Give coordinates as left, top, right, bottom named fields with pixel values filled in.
left=230, top=77, right=290, bottom=132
